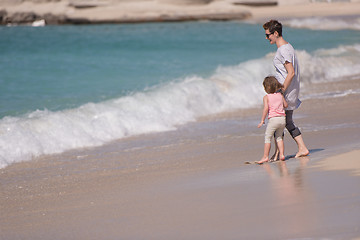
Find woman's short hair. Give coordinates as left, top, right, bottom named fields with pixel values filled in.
left=263, top=20, right=282, bottom=37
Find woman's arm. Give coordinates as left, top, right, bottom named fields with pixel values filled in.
left=258, top=95, right=269, bottom=128
left=282, top=61, right=295, bottom=91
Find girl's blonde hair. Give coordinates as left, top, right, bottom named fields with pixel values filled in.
left=263, top=76, right=283, bottom=94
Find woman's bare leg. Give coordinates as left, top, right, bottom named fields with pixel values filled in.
left=270, top=139, right=279, bottom=161
left=294, top=135, right=309, bottom=158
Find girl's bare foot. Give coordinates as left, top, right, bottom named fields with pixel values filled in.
left=256, top=157, right=269, bottom=164
left=270, top=151, right=279, bottom=162
left=279, top=155, right=285, bottom=161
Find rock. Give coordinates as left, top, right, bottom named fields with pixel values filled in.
left=10, top=11, right=38, bottom=23
left=63, top=17, right=91, bottom=24
left=157, top=0, right=214, bottom=5
left=61, top=10, right=251, bottom=24
left=68, top=0, right=109, bottom=9
left=19, top=0, right=62, bottom=2
left=231, top=0, right=278, bottom=6
left=43, top=13, right=67, bottom=24
left=0, top=9, right=7, bottom=24
left=1, top=11, right=68, bottom=25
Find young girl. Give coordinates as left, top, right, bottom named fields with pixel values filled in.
left=257, top=76, right=288, bottom=164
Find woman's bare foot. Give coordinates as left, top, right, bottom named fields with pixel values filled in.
left=295, top=149, right=309, bottom=158
left=256, top=157, right=269, bottom=164
left=279, top=155, right=285, bottom=161
left=294, top=135, right=309, bottom=158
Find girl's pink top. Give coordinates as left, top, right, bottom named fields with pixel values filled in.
left=267, top=92, right=286, bottom=119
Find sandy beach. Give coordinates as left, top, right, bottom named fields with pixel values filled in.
left=1, top=1, right=360, bottom=239
left=1, top=78, right=360, bottom=238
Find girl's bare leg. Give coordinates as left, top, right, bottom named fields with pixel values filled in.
left=258, top=143, right=271, bottom=164
left=277, top=139, right=285, bottom=161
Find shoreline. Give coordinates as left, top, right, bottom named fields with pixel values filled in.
left=1, top=80, right=360, bottom=238
left=1, top=1, right=360, bottom=25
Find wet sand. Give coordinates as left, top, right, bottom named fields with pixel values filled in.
left=1, top=76, right=360, bottom=239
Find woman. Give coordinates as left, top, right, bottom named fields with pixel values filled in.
left=263, top=19, right=309, bottom=159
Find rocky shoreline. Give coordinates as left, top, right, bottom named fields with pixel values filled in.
left=0, top=9, right=251, bottom=25
left=1, top=0, right=360, bottom=26
left=0, top=10, right=65, bottom=25
left=0, top=0, right=253, bottom=25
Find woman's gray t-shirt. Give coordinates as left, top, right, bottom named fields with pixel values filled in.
left=273, top=43, right=301, bottom=110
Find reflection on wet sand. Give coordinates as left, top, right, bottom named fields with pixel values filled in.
left=260, top=157, right=320, bottom=235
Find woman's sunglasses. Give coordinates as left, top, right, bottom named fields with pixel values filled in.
left=265, top=32, right=273, bottom=38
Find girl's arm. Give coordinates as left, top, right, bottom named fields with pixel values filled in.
left=282, top=94, right=288, bottom=108
left=258, top=95, right=269, bottom=128
left=282, top=61, right=295, bottom=91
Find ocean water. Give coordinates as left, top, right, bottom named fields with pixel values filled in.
left=1, top=18, right=360, bottom=168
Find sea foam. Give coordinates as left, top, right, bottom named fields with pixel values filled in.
left=1, top=44, right=360, bottom=168
left=299, top=44, right=360, bottom=83
left=283, top=16, right=360, bottom=31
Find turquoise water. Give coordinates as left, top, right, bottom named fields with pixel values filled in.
left=1, top=20, right=360, bottom=167
left=1, top=22, right=265, bottom=117
left=2, top=22, right=359, bottom=117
